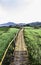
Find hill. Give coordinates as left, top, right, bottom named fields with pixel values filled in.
left=26, top=22, right=41, bottom=27
left=0, top=22, right=16, bottom=27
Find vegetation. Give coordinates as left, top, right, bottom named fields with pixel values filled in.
left=0, top=27, right=19, bottom=61
left=2, top=41, right=15, bottom=65
left=24, top=27, right=41, bottom=65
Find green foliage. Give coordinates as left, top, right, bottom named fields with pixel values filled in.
left=0, top=28, right=19, bottom=61
left=2, top=43, right=14, bottom=65
left=24, top=27, right=41, bottom=65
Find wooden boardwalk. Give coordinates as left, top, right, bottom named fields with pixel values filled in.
left=10, top=29, right=29, bottom=65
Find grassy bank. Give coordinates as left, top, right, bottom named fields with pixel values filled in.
left=24, top=27, right=41, bottom=65
left=0, top=27, right=19, bottom=61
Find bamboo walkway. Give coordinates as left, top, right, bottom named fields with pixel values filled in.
left=10, top=29, right=29, bottom=65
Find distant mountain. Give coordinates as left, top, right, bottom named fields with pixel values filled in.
left=26, top=22, right=41, bottom=27
left=0, top=21, right=41, bottom=27
left=0, top=22, right=26, bottom=27
left=0, top=22, right=16, bottom=27
left=17, top=23, right=26, bottom=26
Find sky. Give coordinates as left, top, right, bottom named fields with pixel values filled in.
left=0, top=0, right=41, bottom=24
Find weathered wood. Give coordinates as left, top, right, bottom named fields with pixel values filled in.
left=10, top=29, right=30, bottom=65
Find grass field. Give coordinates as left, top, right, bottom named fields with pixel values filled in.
left=0, top=27, right=19, bottom=61
left=24, top=27, right=41, bottom=65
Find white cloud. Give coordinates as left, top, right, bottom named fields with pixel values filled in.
left=0, top=0, right=41, bottom=24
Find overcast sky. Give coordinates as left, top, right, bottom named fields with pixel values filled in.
left=0, top=0, right=41, bottom=24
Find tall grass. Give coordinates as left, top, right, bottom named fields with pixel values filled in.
left=24, top=27, right=41, bottom=65
left=0, top=28, right=19, bottom=61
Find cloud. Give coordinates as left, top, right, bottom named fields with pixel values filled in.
left=0, top=0, right=33, bottom=9
left=0, top=0, right=41, bottom=24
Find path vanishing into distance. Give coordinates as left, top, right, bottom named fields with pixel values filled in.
left=10, top=29, right=30, bottom=65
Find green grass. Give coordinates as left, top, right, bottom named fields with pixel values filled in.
left=24, top=27, right=41, bottom=65
left=0, top=27, right=19, bottom=61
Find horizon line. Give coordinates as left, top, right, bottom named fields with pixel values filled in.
left=0, top=21, right=41, bottom=24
